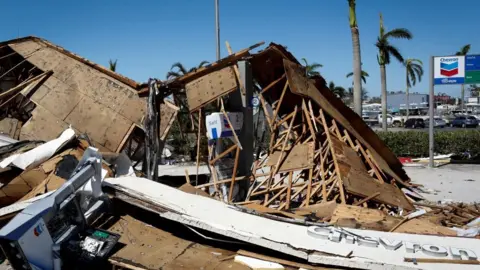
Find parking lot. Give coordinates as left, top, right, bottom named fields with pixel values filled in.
left=371, top=126, right=480, bottom=132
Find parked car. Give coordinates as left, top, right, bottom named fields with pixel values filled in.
left=451, top=116, right=478, bottom=128
left=425, top=118, right=447, bottom=128
left=404, top=118, right=425, bottom=128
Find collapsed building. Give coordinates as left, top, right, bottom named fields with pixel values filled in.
left=0, top=37, right=477, bottom=270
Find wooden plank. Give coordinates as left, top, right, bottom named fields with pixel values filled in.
left=294, top=201, right=338, bottom=219
left=319, top=109, right=346, bottom=204
left=185, top=67, right=238, bottom=112
left=353, top=192, right=380, bottom=206
left=271, top=81, right=289, bottom=127
left=285, top=171, right=293, bottom=209
left=260, top=73, right=286, bottom=94
left=225, top=41, right=246, bottom=95
left=242, top=202, right=304, bottom=220
left=265, top=142, right=314, bottom=172
left=228, top=146, right=240, bottom=202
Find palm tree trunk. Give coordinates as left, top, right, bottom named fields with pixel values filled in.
left=461, top=84, right=465, bottom=113
left=380, top=64, right=388, bottom=131
left=351, top=27, right=363, bottom=116
left=406, top=86, right=410, bottom=120
left=406, top=68, right=409, bottom=120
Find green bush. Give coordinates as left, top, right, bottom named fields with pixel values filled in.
left=377, top=130, right=480, bottom=157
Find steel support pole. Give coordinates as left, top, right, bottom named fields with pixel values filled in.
left=429, top=56, right=435, bottom=168
left=215, top=0, right=220, bottom=61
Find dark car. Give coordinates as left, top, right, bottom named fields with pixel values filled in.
left=404, top=118, right=425, bottom=128
left=451, top=116, right=478, bottom=128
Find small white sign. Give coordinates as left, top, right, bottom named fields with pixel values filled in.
left=206, top=112, right=243, bottom=140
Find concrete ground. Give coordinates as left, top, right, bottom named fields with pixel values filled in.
left=405, top=164, right=480, bottom=203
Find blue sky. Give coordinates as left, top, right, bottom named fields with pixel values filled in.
left=1, top=0, right=479, bottom=97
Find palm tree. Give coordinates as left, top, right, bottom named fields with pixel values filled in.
left=348, top=0, right=363, bottom=116
left=456, top=44, right=471, bottom=113
left=346, top=70, right=369, bottom=84
left=328, top=81, right=346, bottom=99
left=166, top=61, right=210, bottom=79
left=405, top=59, right=424, bottom=119
left=109, top=59, right=117, bottom=72
left=376, top=13, right=412, bottom=131
left=301, top=58, right=323, bottom=78
left=347, top=87, right=369, bottom=103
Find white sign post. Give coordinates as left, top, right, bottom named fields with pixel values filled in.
left=431, top=55, right=466, bottom=167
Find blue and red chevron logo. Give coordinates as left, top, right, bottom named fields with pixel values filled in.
left=440, top=60, right=459, bottom=77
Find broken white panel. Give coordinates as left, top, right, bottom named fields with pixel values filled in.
left=234, top=255, right=284, bottom=269
left=206, top=112, right=243, bottom=140
left=0, top=191, right=55, bottom=218
left=105, top=176, right=480, bottom=270
left=0, top=128, right=75, bottom=170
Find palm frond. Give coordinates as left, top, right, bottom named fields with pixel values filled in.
left=309, top=63, right=323, bottom=70
left=407, top=66, right=417, bottom=88
left=166, top=71, right=181, bottom=79
left=108, top=59, right=117, bottom=72
left=301, top=58, right=308, bottom=67
left=346, top=72, right=354, bottom=78
left=309, top=71, right=321, bottom=77
left=170, top=62, right=188, bottom=74
left=456, top=44, right=471, bottom=56
left=386, top=45, right=404, bottom=64
left=362, top=70, right=369, bottom=77
left=197, top=60, right=210, bottom=68
left=384, top=28, right=413, bottom=40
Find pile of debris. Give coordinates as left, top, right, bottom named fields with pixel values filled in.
left=156, top=41, right=479, bottom=236
left=0, top=36, right=478, bottom=269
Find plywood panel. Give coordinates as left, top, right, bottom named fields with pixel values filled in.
left=103, top=114, right=132, bottom=151
left=159, top=101, right=178, bottom=139
left=64, top=96, right=115, bottom=145
left=36, top=80, right=84, bottom=120
left=185, top=67, right=237, bottom=111
left=331, top=136, right=413, bottom=210
left=266, top=142, right=314, bottom=172
left=20, top=105, right=69, bottom=142
left=1, top=177, right=31, bottom=199
left=118, top=93, right=146, bottom=125
left=9, top=41, right=45, bottom=56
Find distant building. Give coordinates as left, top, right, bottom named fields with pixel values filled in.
left=387, top=92, right=429, bottom=112
left=434, top=94, right=452, bottom=104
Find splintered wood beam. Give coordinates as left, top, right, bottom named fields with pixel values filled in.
left=209, top=144, right=237, bottom=165
left=278, top=183, right=309, bottom=210
left=276, top=109, right=297, bottom=127
left=306, top=168, right=313, bottom=206
left=195, top=109, right=202, bottom=185
left=343, top=130, right=356, bottom=149
left=302, top=100, right=317, bottom=142
left=225, top=41, right=246, bottom=95
left=319, top=109, right=346, bottom=204
left=285, top=171, right=293, bottom=209
left=185, top=169, right=191, bottom=184
left=195, top=175, right=247, bottom=188
left=354, top=139, right=384, bottom=183
left=366, top=148, right=387, bottom=179
left=264, top=106, right=297, bottom=205
left=308, top=100, right=319, bottom=132
left=252, top=180, right=307, bottom=196
left=261, top=73, right=287, bottom=94
left=258, top=94, right=273, bottom=129
left=228, top=146, right=240, bottom=202
left=271, top=81, right=289, bottom=127
left=331, top=119, right=343, bottom=140
left=320, top=146, right=328, bottom=200
left=264, top=186, right=288, bottom=206
left=353, top=192, right=380, bottom=206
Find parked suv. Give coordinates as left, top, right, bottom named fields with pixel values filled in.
left=404, top=118, right=425, bottom=128
left=451, top=116, right=478, bottom=128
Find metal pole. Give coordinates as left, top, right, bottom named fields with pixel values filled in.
left=429, top=56, right=435, bottom=168
left=215, top=0, right=220, bottom=60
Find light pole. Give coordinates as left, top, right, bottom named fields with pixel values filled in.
left=215, top=0, right=220, bottom=60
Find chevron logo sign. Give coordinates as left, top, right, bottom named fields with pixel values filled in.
left=440, top=59, right=459, bottom=77
left=434, top=56, right=465, bottom=85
